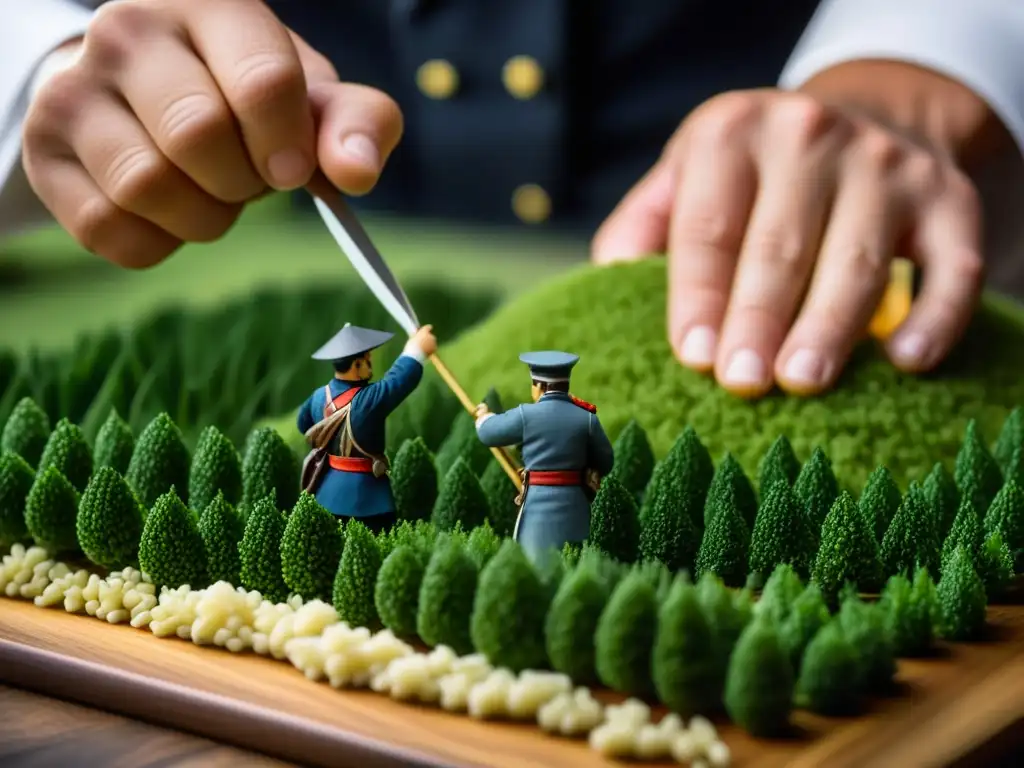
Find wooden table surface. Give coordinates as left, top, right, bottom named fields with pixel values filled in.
left=1, top=598, right=1022, bottom=768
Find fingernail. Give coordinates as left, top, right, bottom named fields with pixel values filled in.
left=783, top=348, right=829, bottom=387
left=340, top=133, right=381, bottom=170
left=679, top=326, right=717, bottom=368
left=890, top=331, right=930, bottom=366
left=723, top=349, right=767, bottom=386
left=266, top=149, right=311, bottom=189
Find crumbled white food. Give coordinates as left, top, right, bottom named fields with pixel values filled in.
left=705, top=739, right=731, bottom=768
left=148, top=585, right=201, bottom=638
left=1, top=546, right=56, bottom=598
left=589, top=718, right=638, bottom=757
left=467, top=668, right=516, bottom=719
left=506, top=670, right=573, bottom=719
left=373, top=653, right=442, bottom=702
left=634, top=713, right=684, bottom=760
left=669, top=717, right=730, bottom=766
left=537, top=687, right=604, bottom=736
left=436, top=654, right=494, bottom=712
left=687, top=715, right=719, bottom=753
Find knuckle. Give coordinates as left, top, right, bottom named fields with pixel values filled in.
left=858, top=129, right=904, bottom=172
left=28, top=68, right=87, bottom=129
left=690, top=92, right=760, bottom=145
left=950, top=246, right=985, bottom=286
left=776, top=95, right=837, bottom=145
left=944, top=169, right=982, bottom=216
left=229, top=53, right=305, bottom=114
left=190, top=206, right=243, bottom=243
left=158, top=92, right=233, bottom=156
left=69, top=195, right=124, bottom=255
left=104, top=145, right=176, bottom=208
left=902, top=150, right=941, bottom=190
left=674, top=208, right=741, bottom=253
left=746, top=225, right=807, bottom=271
left=835, top=243, right=888, bottom=277
left=84, top=2, right=156, bottom=69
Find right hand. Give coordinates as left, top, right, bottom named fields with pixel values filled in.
left=411, top=325, right=438, bottom=357
left=23, top=0, right=404, bottom=268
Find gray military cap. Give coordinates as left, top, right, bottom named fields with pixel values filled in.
left=519, top=351, right=580, bottom=382
left=311, top=323, right=395, bottom=361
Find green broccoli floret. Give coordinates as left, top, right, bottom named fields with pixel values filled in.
left=695, top=487, right=749, bottom=587
left=281, top=492, right=344, bottom=601
left=638, top=476, right=700, bottom=572
left=695, top=572, right=754, bottom=681
left=431, top=456, right=488, bottom=532
left=748, top=481, right=816, bottom=581
left=470, top=538, right=550, bottom=671
left=417, top=534, right=479, bottom=653
left=24, top=466, right=79, bottom=553
left=651, top=574, right=720, bottom=716
left=0, top=397, right=50, bottom=467
left=812, top=491, right=883, bottom=606
left=794, top=620, right=861, bottom=715
left=126, top=413, right=191, bottom=508
left=937, top=545, right=988, bottom=641
left=837, top=594, right=896, bottom=691
left=0, top=451, right=34, bottom=548
left=704, top=453, right=757, bottom=530
left=332, top=519, right=383, bottom=628
left=92, top=408, right=134, bottom=475
left=880, top=482, right=941, bottom=578
left=385, top=518, right=438, bottom=554
left=76, top=466, right=145, bottom=570
left=757, top=435, right=801, bottom=495
left=560, top=540, right=583, bottom=569
left=641, top=426, right=713, bottom=537
left=390, top=437, right=438, bottom=522
left=955, top=420, right=1003, bottom=516
left=479, top=459, right=519, bottom=538
left=238, top=494, right=290, bottom=603
left=588, top=474, right=640, bottom=563
left=793, top=447, right=839, bottom=536
left=375, top=543, right=428, bottom=639
left=37, top=418, right=92, bottom=493
left=241, top=426, right=297, bottom=514
left=983, top=477, right=1023, bottom=569
left=609, top=418, right=655, bottom=497
left=435, top=412, right=492, bottom=478
left=878, top=567, right=937, bottom=657
left=859, top=466, right=902, bottom=542
left=994, top=407, right=1023, bottom=480
left=465, top=521, right=502, bottom=569
left=189, top=425, right=243, bottom=515
left=923, top=462, right=961, bottom=542
left=723, top=616, right=794, bottom=737
left=138, top=487, right=208, bottom=589
left=978, top=531, right=1014, bottom=600
left=755, top=563, right=804, bottom=625
left=594, top=562, right=661, bottom=696
left=198, top=492, right=245, bottom=586
left=777, top=582, right=830, bottom=674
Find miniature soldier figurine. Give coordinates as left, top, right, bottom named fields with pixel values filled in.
left=297, top=322, right=438, bottom=533
left=474, top=351, right=614, bottom=565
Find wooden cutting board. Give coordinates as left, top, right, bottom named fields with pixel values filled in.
left=1, top=599, right=1021, bottom=768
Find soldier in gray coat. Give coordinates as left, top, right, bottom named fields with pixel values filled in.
left=474, top=351, right=615, bottom=566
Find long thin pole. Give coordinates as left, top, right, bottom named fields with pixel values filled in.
left=428, top=353, right=523, bottom=491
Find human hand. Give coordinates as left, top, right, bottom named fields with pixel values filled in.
left=474, top=403, right=491, bottom=419
left=592, top=87, right=983, bottom=397
left=411, top=325, right=438, bottom=357
left=22, top=0, right=403, bottom=269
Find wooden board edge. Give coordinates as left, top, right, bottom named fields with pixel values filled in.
left=0, top=638, right=460, bottom=768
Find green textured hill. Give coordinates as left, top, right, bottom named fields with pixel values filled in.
left=434, top=259, right=1024, bottom=490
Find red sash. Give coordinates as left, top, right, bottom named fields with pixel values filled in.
left=526, top=470, right=585, bottom=486
left=323, top=384, right=361, bottom=416
left=570, top=395, right=596, bottom=413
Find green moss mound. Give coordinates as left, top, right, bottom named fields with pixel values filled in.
left=438, top=260, right=1024, bottom=489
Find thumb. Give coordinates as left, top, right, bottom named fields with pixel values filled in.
left=590, top=157, right=677, bottom=264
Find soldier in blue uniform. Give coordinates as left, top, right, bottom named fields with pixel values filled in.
left=296, top=322, right=437, bottom=533
left=474, top=351, right=614, bottom=565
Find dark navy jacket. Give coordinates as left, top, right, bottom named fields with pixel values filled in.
left=267, top=0, right=822, bottom=231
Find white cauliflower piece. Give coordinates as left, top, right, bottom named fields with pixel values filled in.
left=291, top=599, right=338, bottom=636
left=705, top=739, right=731, bottom=767
left=537, top=687, right=604, bottom=736
left=285, top=636, right=329, bottom=681
left=506, top=670, right=573, bottom=719
left=467, top=668, right=515, bottom=719
left=634, top=713, right=684, bottom=760
left=589, top=719, right=638, bottom=757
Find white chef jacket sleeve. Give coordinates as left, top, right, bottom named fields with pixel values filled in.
left=0, top=0, right=99, bottom=239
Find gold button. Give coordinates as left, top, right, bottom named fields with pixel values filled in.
left=416, top=59, right=459, bottom=99
left=512, top=184, right=551, bottom=224
left=502, top=55, right=545, bottom=100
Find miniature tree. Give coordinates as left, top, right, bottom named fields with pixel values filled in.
left=126, top=412, right=191, bottom=508
left=793, top=447, right=839, bottom=535
left=434, top=411, right=493, bottom=479
left=695, top=487, right=749, bottom=587
left=638, top=479, right=700, bottom=572
left=238, top=495, right=290, bottom=603
left=332, top=519, right=383, bottom=628
left=281, top=492, right=344, bottom=602
left=240, top=426, right=297, bottom=514
left=748, top=481, right=816, bottom=581
left=375, top=544, right=429, bottom=639
left=922, top=462, right=960, bottom=541
left=198, top=492, right=245, bottom=586
left=941, top=496, right=984, bottom=574
left=138, top=487, right=208, bottom=589
left=92, top=408, right=134, bottom=475
left=936, top=545, right=988, bottom=641
left=993, top=407, right=1023, bottom=480
left=982, top=477, right=1023, bottom=568
left=417, top=534, right=479, bottom=653
left=723, top=616, right=795, bottom=738
left=390, top=437, right=438, bottom=522
left=37, top=418, right=93, bottom=493
left=0, top=452, right=34, bottom=548
left=431, top=456, right=489, bottom=532
left=695, top=571, right=754, bottom=681
left=24, top=467, right=79, bottom=553
left=812, top=491, right=883, bottom=606
left=642, top=426, right=714, bottom=533
left=0, top=397, right=50, bottom=467
left=76, top=466, right=145, bottom=570
left=609, top=418, right=655, bottom=497
left=878, top=567, right=937, bottom=657
left=470, top=539, right=551, bottom=672
left=594, top=562, right=661, bottom=696
left=794, top=620, right=862, bottom=715
left=859, top=466, right=902, bottom=542
left=465, top=521, right=502, bottom=569
left=977, top=531, right=1014, bottom=600
left=479, top=459, right=519, bottom=538
left=778, top=582, right=830, bottom=674
left=755, top=563, right=805, bottom=626
left=954, top=419, right=1003, bottom=516
left=837, top=594, right=896, bottom=691
left=189, top=425, right=243, bottom=515
left=704, top=453, right=757, bottom=530
left=588, top=474, right=640, bottom=563
left=560, top=540, right=583, bottom=569
left=879, top=481, right=941, bottom=578
left=757, top=434, right=801, bottom=495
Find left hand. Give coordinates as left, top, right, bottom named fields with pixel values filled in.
left=591, top=84, right=984, bottom=398
left=474, top=403, right=491, bottom=419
